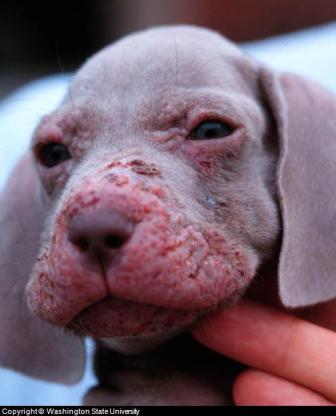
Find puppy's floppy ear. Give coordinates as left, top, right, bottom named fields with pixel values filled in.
left=260, top=68, right=336, bottom=307
left=0, top=153, right=85, bottom=383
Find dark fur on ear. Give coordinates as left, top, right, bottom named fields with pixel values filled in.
left=260, top=68, right=336, bottom=307
left=0, top=153, right=85, bottom=383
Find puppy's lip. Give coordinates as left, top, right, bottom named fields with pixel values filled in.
left=67, top=295, right=199, bottom=339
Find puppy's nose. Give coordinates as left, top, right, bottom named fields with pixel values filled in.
left=68, top=209, right=133, bottom=264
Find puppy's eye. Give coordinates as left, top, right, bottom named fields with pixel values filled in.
left=190, top=120, right=233, bottom=140
left=38, top=142, right=71, bottom=168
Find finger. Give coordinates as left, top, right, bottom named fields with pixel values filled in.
left=233, top=369, right=334, bottom=406
left=192, top=300, right=336, bottom=402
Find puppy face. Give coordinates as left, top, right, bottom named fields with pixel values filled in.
left=27, top=27, right=279, bottom=343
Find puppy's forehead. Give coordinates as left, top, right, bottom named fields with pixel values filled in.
left=69, top=26, right=258, bottom=105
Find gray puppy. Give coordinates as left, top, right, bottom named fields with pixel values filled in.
left=1, top=26, right=336, bottom=405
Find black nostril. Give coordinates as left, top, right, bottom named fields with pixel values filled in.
left=105, top=234, right=128, bottom=249
left=73, top=237, right=90, bottom=252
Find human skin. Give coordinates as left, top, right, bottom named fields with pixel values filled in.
left=193, top=281, right=336, bottom=406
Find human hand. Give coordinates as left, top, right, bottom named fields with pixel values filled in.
left=192, top=298, right=336, bottom=405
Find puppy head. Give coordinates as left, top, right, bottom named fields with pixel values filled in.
left=1, top=25, right=336, bottom=380
left=27, top=26, right=279, bottom=343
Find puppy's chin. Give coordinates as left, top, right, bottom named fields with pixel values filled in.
left=67, top=295, right=201, bottom=342
left=100, top=328, right=186, bottom=355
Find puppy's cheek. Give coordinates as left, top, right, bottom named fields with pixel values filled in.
left=105, top=218, right=258, bottom=310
